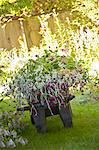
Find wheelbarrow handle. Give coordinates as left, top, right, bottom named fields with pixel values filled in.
left=17, top=106, right=30, bottom=111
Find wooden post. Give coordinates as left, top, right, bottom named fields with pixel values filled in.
left=20, top=20, right=28, bottom=50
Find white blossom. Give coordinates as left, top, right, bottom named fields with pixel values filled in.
left=6, top=139, right=16, bottom=148
left=11, top=130, right=17, bottom=138
left=0, top=141, right=6, bottom=148
left=18, top=137, right=26, bottom=145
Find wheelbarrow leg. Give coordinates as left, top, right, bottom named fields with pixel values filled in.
left=31, top=114, right=35, bottom=124
left=59, top=103, right=72, bottom=128
left=32, top=105, right=46, bottom=133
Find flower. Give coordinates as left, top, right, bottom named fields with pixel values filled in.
left=6, top=139, right=16, bottom=148
left=0, top=141, right=5, bottom=148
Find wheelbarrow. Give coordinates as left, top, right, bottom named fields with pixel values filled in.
left=17, top=94, right=75, bottom=133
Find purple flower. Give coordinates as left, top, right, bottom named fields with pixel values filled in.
left=61, top=49, right=68, bottom=52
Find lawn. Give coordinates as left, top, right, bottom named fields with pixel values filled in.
left=2, top=101, right=99, bottom=150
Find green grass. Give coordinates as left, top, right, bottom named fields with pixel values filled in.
left=2, top=101, right=99, bottom=150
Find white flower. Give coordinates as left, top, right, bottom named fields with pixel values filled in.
left=8, top=123, right=12, bottom=129
left=3, top=130, right=8, bottom=137
left=6, top=139, right=16, bottom=148
left=24, top=138, right=28, bottom=144
left=0, top=136, right=4, bottom=140
left=0, top=141, right=5, bottom=148
left=18, top=137, right=26, bottom=145
left=3, top=112, right=9, bottom=116
left=11, top=130, right=17, bottom=138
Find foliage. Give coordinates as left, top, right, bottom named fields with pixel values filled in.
left=0, top=0, right=73, bottom=19
left=72, top=0, right=99, bottom=26
left=0, top=48, right=32, bottom=148
left=2, top=49, right=85, bottom=108
left=0, top=111, right=28, bottom=148
left=0, top=1, right=99, bottom=148
left=0, top=46, right=88, bottom=148
left=37, top=13, right=99, bottom=104
left=0, top=0, right=98, bottom=28
left=0, top=12, right=98, bottom=106
left=39, top=13, right=99, bottom=81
